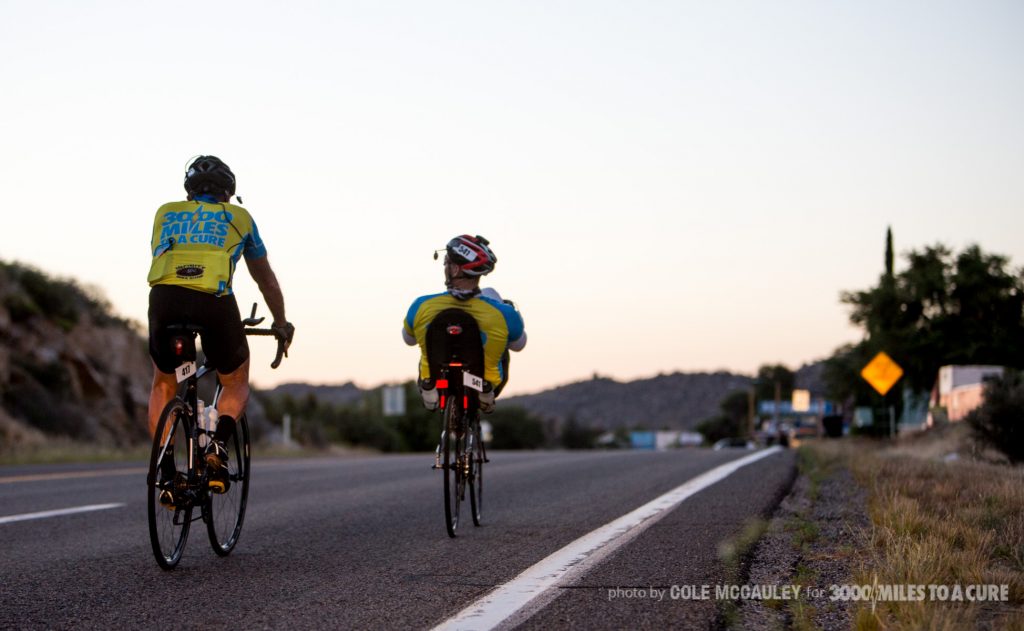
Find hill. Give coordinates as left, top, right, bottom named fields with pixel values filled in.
left=267, top=382, right=365, bottom=407
left=504, top=372, right=754, bottom=430
left=260, top=364, right=830, bottom=433
left=0, top=258, right=831, bottom=449
left=0, top=261, right=151, bottom=449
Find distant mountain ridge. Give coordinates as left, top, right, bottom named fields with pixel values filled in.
left=504, top=372, right=753, bottom=430
left=267, top=382, right=365, bottom=407
left=263, top=362, right=828, bottom=432
left=0, top=258, right=831, bottom=448
left=263, top=372, right=756, bottom=431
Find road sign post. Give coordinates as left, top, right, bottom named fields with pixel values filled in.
left=860, top=352, right=904, bottom=436
left=382, top=385, right=406, bottom=417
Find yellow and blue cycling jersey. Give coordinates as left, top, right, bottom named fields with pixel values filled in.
left=147, top=195, right=267, bottom=296
left=404, top=292, right=525, bottom=386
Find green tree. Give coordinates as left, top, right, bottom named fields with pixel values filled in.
left=755, top=365, right=794, bottom=402
left=965, top=371, right=1024, bottom=464
left=391, top=382, right=438, bottom=452
left=488, top=406, right=546, bottom=449
left=559, top=415, right=600, bottom=449
left=840, top=240, right=1024, bottom=395
left=885, top=225, right=894, bottom=278
left=697, top=389, right=753, bottom=443
left=823, top=343, right=876, bottom=405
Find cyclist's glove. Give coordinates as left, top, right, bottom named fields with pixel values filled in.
left=272, top=322, right=295, bottom=350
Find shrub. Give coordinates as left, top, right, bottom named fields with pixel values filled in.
left=697, top=413, right=743, bottom=444
left=488, top=406, right=546, bottom=449
left=1, top=261, right=125, bottom=329
left=559, top=415, right=600, bottom=449
left=965, top=371, right=1024, bottom=464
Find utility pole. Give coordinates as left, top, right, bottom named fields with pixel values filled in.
left=748, top=387, right=756, bottom=438
left=774, top=380, right=781, bottom=427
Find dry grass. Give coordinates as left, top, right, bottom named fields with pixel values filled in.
left=0, top=440, right=151, bottom=465
left=717, top=517, right=770, bottom=627
left=808, top=439, right=1024, bottom=630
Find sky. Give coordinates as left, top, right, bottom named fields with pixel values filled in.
left=1, top=1, right=1022, bottom=396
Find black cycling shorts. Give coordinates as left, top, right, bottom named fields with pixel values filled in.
left=148, top=285, right=249, bottom=374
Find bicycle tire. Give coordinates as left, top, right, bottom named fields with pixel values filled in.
left=147, top=397, right=193, bottom=570
left=442, top=401, right=465, bottom=538
left=469, top=419, right=483, bottom=527
left=205, top=415, right=251, bottom=556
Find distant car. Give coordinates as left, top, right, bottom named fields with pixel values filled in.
left=712, top=438, right=756, bottom=450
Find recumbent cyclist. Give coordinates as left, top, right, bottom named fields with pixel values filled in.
left=402, top=234, right=526, bottom=413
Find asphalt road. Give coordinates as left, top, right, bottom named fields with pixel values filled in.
left=0, top=448, right=795, bottom=630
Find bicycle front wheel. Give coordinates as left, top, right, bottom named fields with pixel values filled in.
left=205, top=415, right=251, bottom=556
left=469, top=419, right=484, bottom=527
left=147, top=397, right=193, bottom=570
left=442, top=401, right=466, bottom=538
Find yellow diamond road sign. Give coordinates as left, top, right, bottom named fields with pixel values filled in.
left=861, top=351, right=904, bottom=396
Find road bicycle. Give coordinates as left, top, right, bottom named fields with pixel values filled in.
left=426, top=309, right=489, bottom=538
left=147, top=304, right=287, bottom=570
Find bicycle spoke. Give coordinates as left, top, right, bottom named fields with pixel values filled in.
left=206, top=416, right=250, bottom=556
left=148, top=398, right=193, bottom=570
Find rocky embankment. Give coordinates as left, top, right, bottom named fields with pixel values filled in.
left=0, top=262, right=151, bottom=449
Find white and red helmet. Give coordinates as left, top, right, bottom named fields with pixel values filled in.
left=445, top=234, right=497, bottom=277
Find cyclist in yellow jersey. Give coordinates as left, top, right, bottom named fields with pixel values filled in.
left=403, top=235, right=527, bottom=413
left=147, top=156, right=294, bottom=499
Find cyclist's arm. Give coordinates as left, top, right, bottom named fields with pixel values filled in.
left=402, top=328, right=416, bottom=346
left=509, top=331, right=527, bottom=352
left=503, top=303, right=526, bottom=352
left=246, top=255, right=287, bottom=326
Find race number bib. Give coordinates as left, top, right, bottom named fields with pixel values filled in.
left=175, top=361, right=196, bottom=383
left=463, top=372, right=484, bottom=392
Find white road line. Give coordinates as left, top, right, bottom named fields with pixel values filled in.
left=0, top=503, right=125, bottom=525
left=432, top=446, right=784, bottom=631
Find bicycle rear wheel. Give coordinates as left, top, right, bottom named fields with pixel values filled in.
left=147, top=398, right=193, bottom=570
left=205, top=415, right=251, bottom=555
left=442, top=401, right=466, bottom=538
left=469, top=419, right=484, bottom=527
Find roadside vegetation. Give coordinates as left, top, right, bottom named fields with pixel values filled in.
left=1, top=260, right=129, bottom=330
left=798, top=438, right=1024, bottom=630
left=966, top=371, right=1024, bottom=465
left=0, top=442, right=151, bottom=466
left=256, top=383, right=549, bottom=453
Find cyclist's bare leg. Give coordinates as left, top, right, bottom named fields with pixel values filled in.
left=148, top=363, right=178, bottom=438
left=216, top=358, right=250, bottom=421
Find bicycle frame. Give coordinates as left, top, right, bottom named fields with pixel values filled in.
left=154, top=346, right=221, bottom=517
left=434, top=360, right=489, bottom=537
left=148, top=303, right=283, bottom=568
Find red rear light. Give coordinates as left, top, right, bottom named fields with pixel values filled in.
left=440, top=395, right=446, bottom=409
left=436, top=379, right=449, bottom=389
left=449, top=362, right=462, bottom=367
left=174, top=339, right=184, bottom=355
left=464, top=395, right=468, bottom=408
left=447, top=325, right=463, bottom=335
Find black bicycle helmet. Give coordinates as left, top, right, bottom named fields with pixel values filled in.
left=184, top=155, right=236, bottom=199
left=445, top=234, right=497, bottom=276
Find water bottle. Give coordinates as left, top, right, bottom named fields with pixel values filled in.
left=207, top=406, right=219, bottom=437
left=196, top=399, right=208, bottom=447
